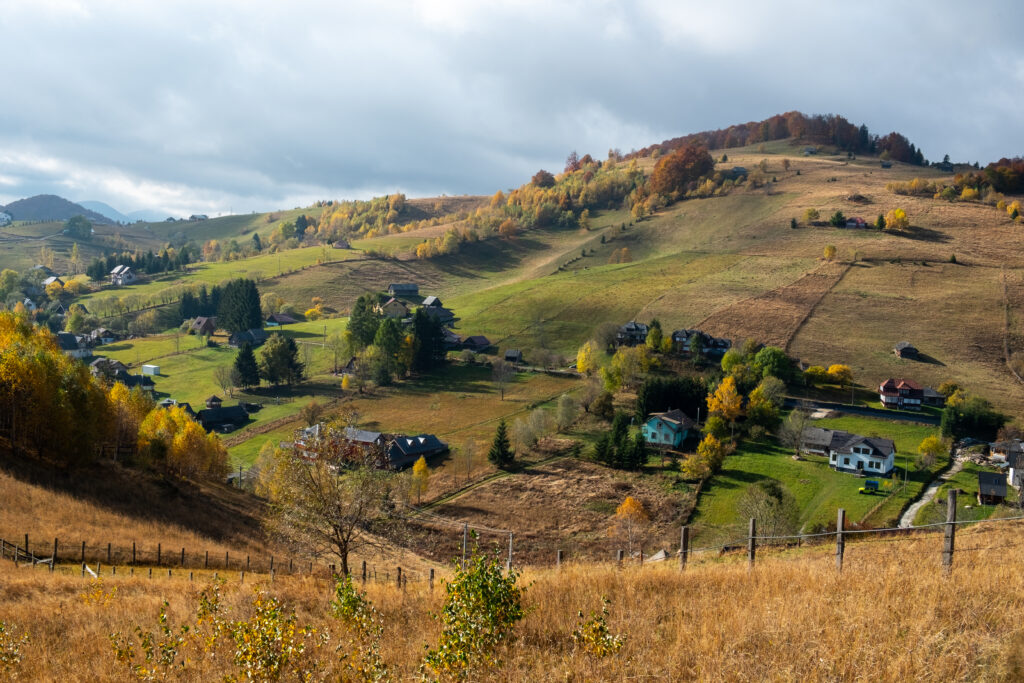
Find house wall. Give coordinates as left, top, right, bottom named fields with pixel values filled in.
left=641, top=419, right=684, bottom=448
left=829, top=449, right=894, bottom=476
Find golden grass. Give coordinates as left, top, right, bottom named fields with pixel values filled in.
left=3, top=523, right=1024, bottom=680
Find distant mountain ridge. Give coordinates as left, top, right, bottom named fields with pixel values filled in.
left=3, top=194, right=111, bottom=224
left=78, top=200, right=130, bottom=223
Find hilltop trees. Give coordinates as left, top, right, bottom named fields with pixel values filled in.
left=63, top=215, right=92, bottom=240
left=217, top=278, right=262, bottom=334
left=649, top=146, right=715, bottom=197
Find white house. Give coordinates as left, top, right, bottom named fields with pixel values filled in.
left=110, top=265, right=136, bottom=286
left=803, top=427, right=896, bottom=476
left=56, top=332, right=89, bottom=359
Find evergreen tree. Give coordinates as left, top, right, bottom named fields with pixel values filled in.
left=412, top=307, right=445, bottom=371
left=347, top=293, right=380, bottom=349
left=374, top=317, right=403, bottom=378
left=629, top=433, right=647, bottom=470
left=592, top=433, right=613, bottom=466
left=487, top=419, right=514, bottom=469
left=251, top=232, right=262, bottom=251
left=259, top=333, right=305, bottom=386
left=234, top=342, right=260, bottom=388
left=218, top=278, right=262, bottom=334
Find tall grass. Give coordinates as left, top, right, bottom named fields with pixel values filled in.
left=2, top=524, right=1023, bottom=680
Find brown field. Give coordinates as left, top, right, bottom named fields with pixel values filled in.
left=697, top=260, right=850, bottom=349
left=3, top=522, right=1024, bottom=681
left=417, top=457, right=693, bottom=566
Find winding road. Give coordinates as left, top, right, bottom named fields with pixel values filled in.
left=899, top=459, right=964, bottom=528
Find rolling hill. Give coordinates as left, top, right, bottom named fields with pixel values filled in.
left=2, top=194, right=111, bottom=224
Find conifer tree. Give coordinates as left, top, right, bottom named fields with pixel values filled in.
left=487, top=419, right=514, bottom=469
left=234, top=342, right=260, bottom=388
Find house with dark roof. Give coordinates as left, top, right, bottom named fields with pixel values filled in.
left=461, top=335, right=493, bottom=352
left=42, top=275, right=64, bottom=288
left=228, top=328, right=268, bottom=348
left=197, top=405, right=249, bottom=432
left=442, top=329, right=462, bottom=350
left=802, top=427, right=896, bottom=475
left=114, top=371, right=155, bottom=393
left=641, top=409, right=696, bottom=449
left=978, top=471, right=1007, bottom=505
left=332, top=240, right=350, bottom=249
left=266, top=313, right=298, bottom=326
left=422, top=295, right=443, bottom=308
left=616, top=321, right=648, bottom=346
left=845, top=217, right=868, bottom=229
left=388, top=283, right=419, bottom=297
left=89, top=328, right=118, bottom=345
left=879, top=378, right=924, bottom=410
left=386, top=434, right=448, bottom=469
left=205, top=395, right=223, bottom=409
left=504, top=349, right=523, bottom=364
left=56, top=331, right=89, bottom=359
left=671, top=329, right=732, bottom=357
left=89, top=356, right=129, bottom=379
left=894, top=341, right=919, bottom=359
left=421, top=305, right=455, bottom=326
left=190, top=316, right=218, bottom=336
left=1003, top=447, right=1024, bottom=490
left=157, top=398, right=195, bottom=417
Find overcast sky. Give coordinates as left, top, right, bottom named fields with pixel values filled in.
left=1, top=0, right=1022, bottom=217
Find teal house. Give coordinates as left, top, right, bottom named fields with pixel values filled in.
left=641, top=409, right=695, bottom=449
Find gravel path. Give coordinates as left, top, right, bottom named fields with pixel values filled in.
left=899, top=459, right=965, bottom=528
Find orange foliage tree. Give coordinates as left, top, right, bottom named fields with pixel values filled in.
left=649, top=146, right=715, bottom=198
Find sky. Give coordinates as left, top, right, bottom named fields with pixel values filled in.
left=0, top=0, right=1022, bottom=217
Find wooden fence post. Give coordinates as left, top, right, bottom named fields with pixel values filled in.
left=680, top=526, right=689, bottom=571
left=270, top=556, right=274, bottom=573
left=429, top=568, right=434, bottom=591
left=639, top=546, right=644, bottom=566
left=24, top=534, right=29, bottom=558
left=205, top=551, right=209, bottom=569
left=616, top=549, right=623, bottom=565
left=53, top=538, right=58, bottom=568
left=288, top=558, right=292, bottom=573
left=247, top=555, right=251, bottom=572
left=107, top=543, right=112, bottom=565
left=225, top=551, right=229, bottom=569
left=132, top=541, right=136, bottom=566
left=507, top=532, right=513, bottom=571
left=157, top=543, right=161, bottom=566
left=361, top=560, right=367, bottom=582
left=747, top=518, right=756, bottom=568
left=396, top=566, right=402, bottom=588
left=835, top=509, right=846, bottom=572
left=181, top=548, right=185, bottom=567
left=943, top=489, right=957, bottom=575
left=556, top=549, right=563, bottom=567
left=81, top=541, right=85, bottom=564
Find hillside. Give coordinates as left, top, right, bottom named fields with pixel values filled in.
left=1, top=194, right=110, bottom=224
left=2, top=520, right=1024, bottom=680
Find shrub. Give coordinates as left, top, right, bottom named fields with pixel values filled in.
left=571, top=598, right=625, bottom=658
left=424, top=547, right=526, bottom=680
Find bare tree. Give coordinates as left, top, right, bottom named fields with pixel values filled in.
left=299, top=399, right=325, bottom=427
left=777, top=405, right=812, bottom=458
left=492, top=359, right=514, bottom=400
left=461, top=437, right=477, bottom=485
left=213, top=366, right=235, bottom=398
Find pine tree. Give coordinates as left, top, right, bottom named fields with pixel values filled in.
left=347, top=293, right=380, bottom=349
left=592, top=433, right=613, bottom=466
left=234, top=343, right=260, bottom=388
left=218, top=278, right=262, bottom=333
left=487, top=419, right=514, bottom=469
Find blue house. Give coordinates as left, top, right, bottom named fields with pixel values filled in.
left=641, top=409, right=696, bottom=449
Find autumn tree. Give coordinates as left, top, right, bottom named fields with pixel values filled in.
left=827, top=364, right=853, bottom=388
left=885, top=208, right=910, bottom=230
left=137, top=405, right=229, bottom=479
left=299, top=400, right=325, bottom=427
left=777, top=406, right=812, bottom=458
left=645, top=321, right=663, bottom=352
left=803, top=208, right=820, bottom=223
left=824, top=244, right=837, bottom=261
left=410, top=455, right=430, bottom=504
left=258, top=444, right=393, bottom=576
left=917, top=435, right=947, bottom=469
left=610, top=496, right=649, bottom=555
left=498, top=218, right=520, bottom=238
left=649, top=146, right=715, bottom=198
left=707, top=376, right=742, bottom=438
left=576, top=340, right=599, bottom=375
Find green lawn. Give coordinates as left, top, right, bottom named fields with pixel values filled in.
left=690, top=415, right=946, bottom=545
left=913, top=461, right=1018, bottom=525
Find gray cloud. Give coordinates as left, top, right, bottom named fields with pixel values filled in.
left=0, top=0, right=1021, bottom=216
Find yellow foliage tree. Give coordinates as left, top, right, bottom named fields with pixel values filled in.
left=823, top=245, right=837, bottom=261
left=707, top=376, right=742, bottom=423
left=697, top=433, right=726, bottom=471
left=44, top=281, right=64, bottom=301
left=410, top=455, right=430, bottom=504
left=341, top=374, right=352, bottom=391
left=827, top=364, right=853, bottom=387
left=137, top=406, right=229, bottom=480
left=576, top=340, right=599, bottom=376
left=917, top=435, right=946, bottom=469
left=885, top=208, right=910, bottom=230
left=610, top=496, right=649, bottom=555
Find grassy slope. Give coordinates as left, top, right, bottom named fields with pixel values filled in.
left=912, top=460, right=1019, bottom=525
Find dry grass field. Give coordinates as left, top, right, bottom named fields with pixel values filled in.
left=3, top=521, right=1024, bottom=681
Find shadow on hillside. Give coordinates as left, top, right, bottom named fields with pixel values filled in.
left=0, top=453, right=267, bottom=548
left=432, top=235, right=554, bottom=278
left=709, top=469, right=765, bottom=490
left=897, top=225, right=951, bottom=243
left=912, top=353, right=946, bottom=366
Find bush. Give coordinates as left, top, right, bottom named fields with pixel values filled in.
left=424, top=546, right=526, bottom=679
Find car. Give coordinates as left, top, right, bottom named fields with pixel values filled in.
left=858, top=480, right=881, bottom=495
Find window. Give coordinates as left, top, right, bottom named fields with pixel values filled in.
left=843, top=457, right=850, bottom=466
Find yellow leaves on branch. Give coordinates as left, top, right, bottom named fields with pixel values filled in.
left=707, top=376, right=742, bottom=422
left=138, top=406, right=229, bottom=479
left=826, top=364, right=853, bottom=387
left=576, top=341, right=599, bottom=376
left=823, top=245, right=837, bottom=261
left=410, top=455, right=430, bottom=503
